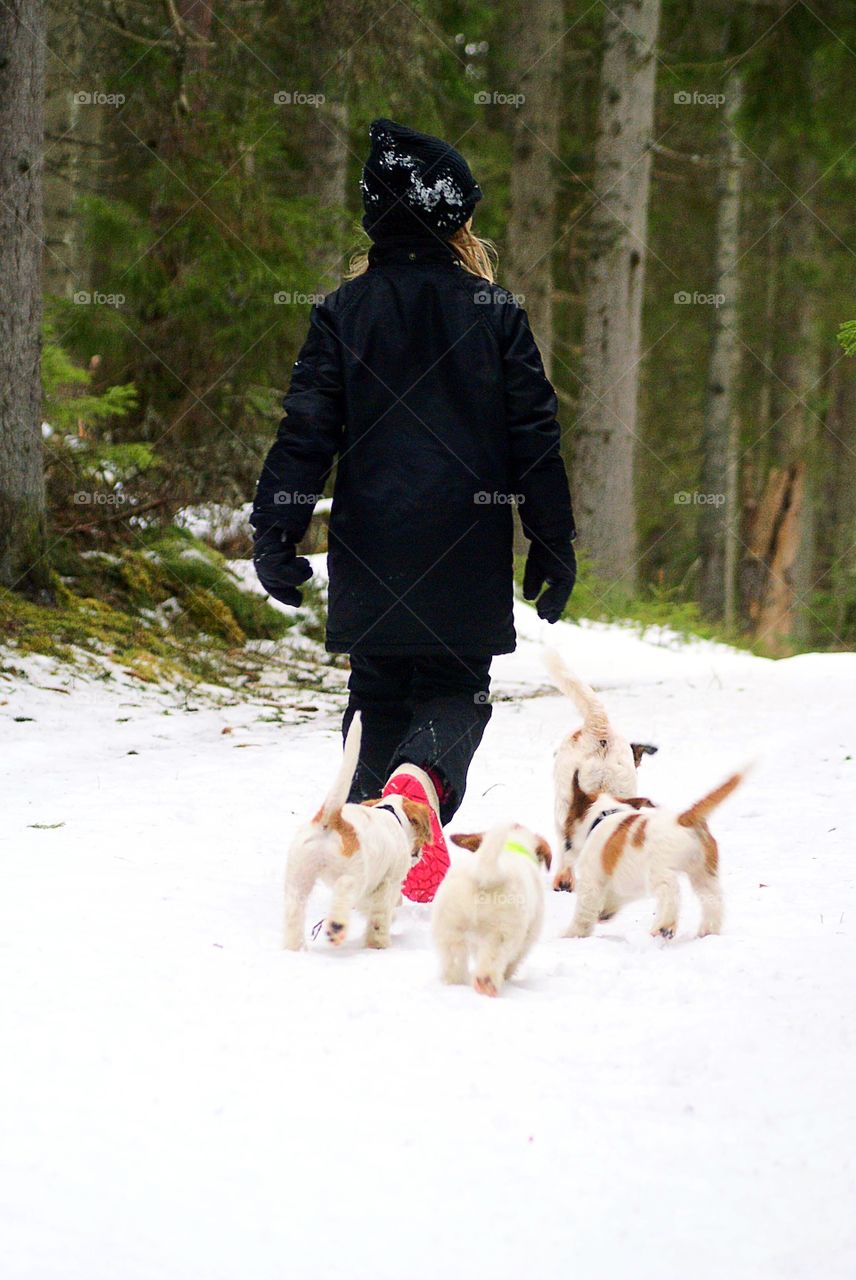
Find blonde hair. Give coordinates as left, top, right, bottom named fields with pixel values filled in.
left=346, top=220, right=498, bottom=284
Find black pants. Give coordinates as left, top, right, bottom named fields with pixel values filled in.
left=342, top=653, right=492, bottom=826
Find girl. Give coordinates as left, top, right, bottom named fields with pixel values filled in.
left=251, top=118, right=576, bottom=902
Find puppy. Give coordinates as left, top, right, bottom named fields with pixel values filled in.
left=432, top=823, right=552, bottom=997
left=564, top=767, right=749, bottom=941
left=545, top=648, right=657, bottom=893
left=284, top=713, right=432, bottom=951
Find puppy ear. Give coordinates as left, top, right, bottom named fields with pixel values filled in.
left=401, top=798, right=432, bottom=849
left=619, top=795, right=656, bottom=810
left=450, top=832, right=483, bottom=852
left=534, top=836, right=553, bottom=870
left=631, top=742, right=658, bottom=767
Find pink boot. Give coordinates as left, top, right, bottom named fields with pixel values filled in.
left=383, top=764, right=449, bottom=903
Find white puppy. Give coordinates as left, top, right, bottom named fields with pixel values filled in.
left=432, top=823, right=552, bottom=997
left=284, top=713, right=432, bottom=951
left=564, top=767, right=749, bottom=941
left=545, top=648, right=656, bottom=892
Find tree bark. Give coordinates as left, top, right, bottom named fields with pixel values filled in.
left=573, top=0, right=661, bottom=588
left=43, top=6, right=95, bottom=299
left=175, top=0, right=214, bottom=118
left=699, top=73, right=743, bottom=619
left=304, top=93, right=351, bottom=293
left=504, top=0, right=562, bottom=379
left=743, top=155, right=818, bottom=652
left=0, top=0, right=49, bottom=593
left=817, top=362, right=856, bottom=642
left=303, top=3, right=352, bottom=295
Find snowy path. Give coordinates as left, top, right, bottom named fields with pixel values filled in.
left=2, top=604, right=855, bottom=1279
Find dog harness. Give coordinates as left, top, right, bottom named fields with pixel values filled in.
left=374, top=801, right=403, bottom=826
left=503, top=838, right=538, bottom=864
left=587, top=807, right=624, bottom=836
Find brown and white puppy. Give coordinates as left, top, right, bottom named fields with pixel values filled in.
left=284, top=713, right=432, bottom=951
left=564, top=767, right=749, bottom=941
left=432, top=823, right=552, bottom=997
left=545, top=648, right=657, bottom=893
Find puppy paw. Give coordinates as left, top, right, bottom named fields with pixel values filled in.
left=442, top=969, right=468, bottom=986
left=283, top=937, right=306, bottom=952
left=652, top=925, right=675, bottom=940
left=598, top=909, right=617, bottom=921
left=563, top=924, right=592, bottom=939
left=365, top=933, right=390, bottom=950
left=474, top=975, right=499, bottom=998
left=325, top=919, right=347, bottom=946
left=552, top=869, right=574, bottom=893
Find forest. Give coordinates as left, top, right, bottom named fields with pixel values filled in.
left=1, top=0, right=855, bottom=660
left=3, top=6, right=856, bottom=1273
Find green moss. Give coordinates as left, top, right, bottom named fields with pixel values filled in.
left=140, top=526, right=291, bottom=641
left=0, top=524, right=303, bottom=689
left=117, top=551, right=162, bottom=605
left=180, top=585, right=246, bottom=645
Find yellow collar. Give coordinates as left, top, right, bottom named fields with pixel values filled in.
left=503, top=838, right=537, bottom=864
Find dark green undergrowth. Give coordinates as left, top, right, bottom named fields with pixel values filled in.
left=513, top=553, right=766, bottom=654
left=0, top=526, right=325, bottom=687
left=2, top=529, right=797, bottom=693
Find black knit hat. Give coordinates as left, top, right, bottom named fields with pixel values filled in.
left=360, top=118, right=483, bottom=241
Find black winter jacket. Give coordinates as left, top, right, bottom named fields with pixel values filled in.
left=252, top=234, right=575, bottom=655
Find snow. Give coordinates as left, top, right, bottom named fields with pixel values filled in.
left=1, top=596, right=855, bottom=1279
left=174, top=502, right=253, bottom=547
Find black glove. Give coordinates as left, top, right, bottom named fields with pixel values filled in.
left=252, top=526, right=313, bottom=607
left=522, top=541, right=576, bottom=623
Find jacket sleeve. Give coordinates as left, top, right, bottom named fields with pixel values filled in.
left=251, top=301, right=345, bottom=541
left=499, top=298, right=576, bottom=555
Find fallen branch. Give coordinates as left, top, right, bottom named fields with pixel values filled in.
left=58, top=497, right=169, bottom=536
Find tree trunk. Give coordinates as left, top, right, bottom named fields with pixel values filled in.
left=43, top=5, right=98, bottom=300
left=817, top=362, right=856, bottom=642
left=504, top=0, right=562, bottom=379
left=0, top=0, right=48, bottom=593
left=157, top=0, right=214, bottom=156
left=573, top=0, right=661, bottom=588
left=723, top=409, right=739, bottom=629
left=304, top=91, right=351, bottom=293
left=699, top=73, right=743, bottom=619
left=175, top=0, right=214, bottom=118
left=743, top=155, right=818, bottom=652
left=302, top=1, right=353, bottom=293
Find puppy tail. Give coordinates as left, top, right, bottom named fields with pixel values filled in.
left=544, top=648, right=612, bottom=741
left=317, top=712, right=362, bottom=826
left=678, top=764, right=753, bottom=829
left=472, top=823, right=517, bottom=887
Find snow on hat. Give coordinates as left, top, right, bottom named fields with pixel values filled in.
left=360, top=117, right=483, bottom=241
